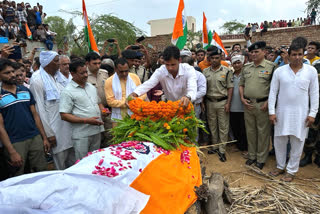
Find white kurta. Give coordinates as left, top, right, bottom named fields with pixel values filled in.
left=268, top=64, right=319, bottom=141
left=29, top=71, right=73, bottom=154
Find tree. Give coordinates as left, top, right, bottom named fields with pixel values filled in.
left=306, top=0, right=320, bottom=14
left=185, top=30, right=202, bottom=49
left=53, top=10, right=145, bottom=55
left=220, top=20, right=245, bottom=34
left=44, top=16, right=76, bottom=50
left=90, top=14, right=144, bottom=50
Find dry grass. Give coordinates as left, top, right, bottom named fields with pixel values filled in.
left=227, top=166, right=320, bottom=214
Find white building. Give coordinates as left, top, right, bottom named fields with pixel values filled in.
left=147, top=16, right=196, bottom=37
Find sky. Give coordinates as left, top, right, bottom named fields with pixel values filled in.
left=27, top=0, right=309, bottom=36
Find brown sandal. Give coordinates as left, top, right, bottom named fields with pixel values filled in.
left=280, top=173, right=294, bottom=182
left=269, top=169, right=285, bottom=177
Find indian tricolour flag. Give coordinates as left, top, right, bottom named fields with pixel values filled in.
left=202, top=12, right=212, bottom=50
left=171, top=0, right=187, bottom=50
left=212, top=31, right=228, bottom=56
left=82, top=0, right=99, bottom=53
left=25, top=23, right=32, bottom=39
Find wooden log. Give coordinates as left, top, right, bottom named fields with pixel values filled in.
left=204, top=172, right=227, bottom=214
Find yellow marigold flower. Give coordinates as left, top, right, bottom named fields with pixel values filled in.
left=166, top=126, right=171, bottom=130
left=169, top=130, right=172, bottom=133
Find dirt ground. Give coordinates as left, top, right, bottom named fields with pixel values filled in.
left=202, top=143, right=320, bottom=194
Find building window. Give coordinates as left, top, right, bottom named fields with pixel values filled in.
left=192, top=23, right=195, bottom=32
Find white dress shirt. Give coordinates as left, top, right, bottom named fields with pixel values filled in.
left=134, top=63, right=197, bottom=102
left=268, top=64, right=319, bottom=141
left=194, top=70, right=206, bottom=104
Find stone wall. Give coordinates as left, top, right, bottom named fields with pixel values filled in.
left=143, top=25, right=320, bottom=52
left=251, top=25, right=320, bottom=47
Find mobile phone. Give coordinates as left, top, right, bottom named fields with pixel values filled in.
left=63, top=36, right=68, bottom=44
left=8, top=45, right=22, bottom=60
left=136, top=36, right=145, bottom=43
left=131, top=45, right=140, bottom=50
left=107, top=39, right=115, bottom=43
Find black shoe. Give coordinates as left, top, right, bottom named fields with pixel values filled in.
left=299, top=152, right=313, bottom=167
left=255, top=162, right=264, bottom=170
left=219, top=153, right=226, bottom=162
left=246, top=159, right=256, bottom=166
left=314, top=155, right=320, bottom=167
left=208, top=148, right=218, bottom=154
left=269, top=149, right=275, bottom=156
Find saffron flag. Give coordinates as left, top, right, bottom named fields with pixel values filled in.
left=202, top=12, right=212, bottom=50
left=212, top=31, right=228, bottom=56
left=171, top=0, right=188, bottom=50
left=25, top=23, right=32, bottom=39
left=82, top=0, right=99, bottom=53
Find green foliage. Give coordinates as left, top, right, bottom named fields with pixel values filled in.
left=186, top=30, right=202, bottom=49
left=44, top=16, right=76, bottom=50
left=306, top=0, right=320, bottom=14
left=46, top=11, right=144, bottom=56
left=220, top=20, right=245, bottom=34
left=110, top=112, right=208, bottom=150
left=90, top=14, right=145, bottom=50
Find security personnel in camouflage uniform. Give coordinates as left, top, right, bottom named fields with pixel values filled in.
left=85, top=52, right=111, bottom=147
left=300, top=62, right=320, bottom=167
left=203, top=46, right=234, bottom=162
left=239, top=41, right=276, bottom=169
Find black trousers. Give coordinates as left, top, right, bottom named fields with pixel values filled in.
left=0, top=148, right=10, bottom=181
left=230, top=112, right=248, bottom=151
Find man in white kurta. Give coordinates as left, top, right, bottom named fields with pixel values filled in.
left=29, top=51, right=75, bottom=170
left=268, top=47, right=319, bottom=178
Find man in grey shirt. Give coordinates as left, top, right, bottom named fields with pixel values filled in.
left=59, top=59, right=105, bottom=160
left=230, top=55, right=248, bottom=153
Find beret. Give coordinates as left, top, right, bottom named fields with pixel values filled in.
left=248, top=41, right=266, bottom=52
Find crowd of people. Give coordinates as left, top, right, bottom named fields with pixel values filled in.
left=0, top=0, right=55, bottom=50
left=245, top=9, right=318, bottom=37
left=0, top=32, right=319, bottom=184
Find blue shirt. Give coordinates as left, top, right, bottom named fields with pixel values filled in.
left=0, top=85, right=39, bottom=143
left=35, top=11, right=42, bottom=25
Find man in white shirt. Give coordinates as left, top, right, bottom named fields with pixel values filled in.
left=30, top=51, right=75, bottom=170
left=268, top=43, right=319, bottom=182
left=131, top=46, right=197, bottom=107
left=59, top=55, right=72, bottom=87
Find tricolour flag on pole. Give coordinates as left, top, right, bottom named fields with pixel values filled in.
left=82, top=0, right=99, bottom=53
left=212, top=31, right=228, bottom=56
left=25, top=23, right=32, bottom=39
left=202, top=12, right=212, bottom=50
left=171, top=0, right=188, bottom=50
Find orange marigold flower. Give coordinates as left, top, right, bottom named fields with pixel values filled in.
left=183, top=128, right=188, bottom=133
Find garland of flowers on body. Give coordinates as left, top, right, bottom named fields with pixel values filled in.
left=111, top=99, right=207, bottom=150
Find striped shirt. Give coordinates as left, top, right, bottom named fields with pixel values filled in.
left=0, top=85, right=39, bottom=143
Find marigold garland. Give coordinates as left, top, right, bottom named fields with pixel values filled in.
left=111, top=99, right=207, bottom=150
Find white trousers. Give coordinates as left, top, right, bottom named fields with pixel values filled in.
left=52, top=147, right=76, bottom=170
left=274, top=135, right=305, bottom=175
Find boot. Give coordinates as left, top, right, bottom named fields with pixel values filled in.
left=299, top=152, right=313, bottom=167
left=314, top=155, right=320, bottom=167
